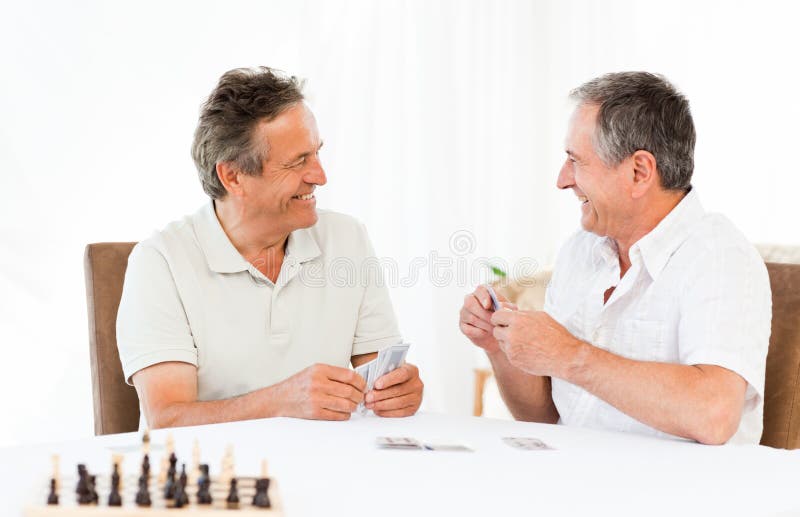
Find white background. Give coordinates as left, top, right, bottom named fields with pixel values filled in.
left=1, top=0, right=798, bottom=446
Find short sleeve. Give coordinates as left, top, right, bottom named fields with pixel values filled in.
left=351, top=224, right=403, bottom=356
left=678, top=242, right=772, bottom=411
left=116, top=243, right=198, bottom=384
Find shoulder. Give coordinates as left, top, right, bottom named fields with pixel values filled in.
left=131, top=212, right=201, bottom=264
left=554, top=229, right=603, bottom=270
left=687, top=213, right=766, bottom=271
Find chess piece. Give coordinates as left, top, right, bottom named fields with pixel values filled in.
left=47, top=478, right=59, bottom=505
left=75, top=465, right=92, bottom=505
left=253, top=478, right=271, bottom=508
left=196, top=464, right=212, bottom=504
left=226, top=478, right=240, bottom=510
left=171, top=465, right=189, bottom=508
left=135, top=474, right=152, bottom=507
left=142, top=428, right=151, bottom=455
left=51, top=454, right=61, bottom=491
left=164, top=452, right=177, bottom=499
left=89, top=475, right=99, bottom=504
left=108, top=462, right=122, bottom=506
left=142, top=454, right=151, bottom=479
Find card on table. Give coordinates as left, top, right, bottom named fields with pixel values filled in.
left=502, top=436, right=555, bottom=451
left=486, top=284, right=501, bottom=311
left=376, top=437, right=473, bottom=452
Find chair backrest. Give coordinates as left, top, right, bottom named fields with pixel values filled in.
left=84, top=242, right=139, bottom=435
left=761, top=262, right=800, bottom=449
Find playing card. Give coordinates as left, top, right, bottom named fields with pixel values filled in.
left=376, top=437, right=423, bottom=450
left=423, top=443, right=474, bottom=452
left=486, top=285, right=501, bottom=311
left=502, top=437, right=555, bottom=451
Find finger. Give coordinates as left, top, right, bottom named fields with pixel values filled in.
left=374, top=363, right=416, bottom=390
left=491, top=309, right=514, bottom=326
left=460, top=322, right=490, bottom=339
left=320, top=394, right=359, bottom=414
left=493, top=325, right=509, bottom=342
left=473, top=285, right=493, bottom=310
left=463, top=294, right=494, bottom=324
left=373, top=404, right=418, bottom=418
left=461, top=308, right=493, bottom=332
left=324, top=379, right=365, bottom=405
left=499, top=302, right=518, bottom=311
left=369, top=392, right=419, bottom=412
left=319, top=364, right=366, bottom=392
left=310, top=408, right=352, bottom=421
left=367, top=381, right=410, bottom=403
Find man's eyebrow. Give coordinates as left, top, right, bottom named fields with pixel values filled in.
left=566, top=149, right=581, bottom=161
left=284, top=141, right=324, bottom=165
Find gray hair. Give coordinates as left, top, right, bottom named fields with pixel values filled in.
left=191, top=67, right=305, bottom=199
left=569, top=71, right=695, bottom=191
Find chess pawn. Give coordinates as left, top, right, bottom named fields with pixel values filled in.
left=47, top=478, right=59, bottom=505
left=142, top=454, right=151, bottom=479
left=252, top=478, right=271, bottom=508
left=226, top=478, right=240, bottom=510
left=172, top=466, right=189, bottom=508
left=135, top=474, right=152, bottom=507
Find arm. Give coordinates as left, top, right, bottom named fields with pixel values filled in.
left=133, top=361, right=367, bottom=429
left=492, top=310, right=747, bottom=444
left=459, top=286, right=559, bottom=423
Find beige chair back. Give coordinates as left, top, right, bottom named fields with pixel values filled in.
left=84, top=242, right=139, bottom=435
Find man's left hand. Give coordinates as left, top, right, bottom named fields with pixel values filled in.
left=365, top=363, right=424, bottom=417
left=491, top=310, right=584, bottom=378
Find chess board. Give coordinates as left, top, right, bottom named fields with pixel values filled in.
left=24, top=474, right=283, bottom=516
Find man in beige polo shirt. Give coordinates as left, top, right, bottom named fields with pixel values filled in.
left=117, top=67, right=423, bottom=428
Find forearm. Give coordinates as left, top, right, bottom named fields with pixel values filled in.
left=564, top=342, right=744, bottom=444
left=488, top=350, right=559, bottom=424
left=144, top=386, right=280, bottom=429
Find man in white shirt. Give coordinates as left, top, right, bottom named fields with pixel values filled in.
left=117, top=67, right=423, bottom=428
left=459, top=72, right=771, bottom=444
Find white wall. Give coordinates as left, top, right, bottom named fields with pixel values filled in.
left=1, top=0, right=798, bottom=446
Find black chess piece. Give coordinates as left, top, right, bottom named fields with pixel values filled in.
left=174, top=464, right=189, bottom=507
left=47, top=478, right=59, bottom=505
left=196, top=464, right=212, bottom=504
left=142, top=454, right=151, bottom=479
left=89, top=475, right=99, bottom=504
left=252, top=478, right=271, bottom=508
left=226, top=478, right=240, bottom=509
left=135, top=474, right=152, bottom=507
left=164, top=453, right=177, bottom=499
left=108, top=463, right=122, bottom=506
left=76, top=466, right=92, bottom=505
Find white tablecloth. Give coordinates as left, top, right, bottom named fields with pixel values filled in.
left=2, top=412, right=799, bottom=516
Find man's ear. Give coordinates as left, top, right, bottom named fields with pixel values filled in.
left=630, top=150, right=659, bottom=199
left=216, top=161, right=244, bottom=198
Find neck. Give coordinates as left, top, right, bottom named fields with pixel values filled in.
left=613, top=189, right=687, bottom=276
left=214, top=198, right=290, bottom=279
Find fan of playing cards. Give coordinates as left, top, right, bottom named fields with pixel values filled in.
left=354, top=343, right=410, bottom=413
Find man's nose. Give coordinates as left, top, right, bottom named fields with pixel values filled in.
left=556, top=159, right=574, bottom=190
left=305, top=157, right=327, bottom=186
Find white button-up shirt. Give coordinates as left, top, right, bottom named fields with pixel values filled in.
left=117, top=203, right=402, bottom=402
left=544, top=189, right=771, bottom=444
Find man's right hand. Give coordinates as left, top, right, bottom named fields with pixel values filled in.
left=459, top=285, right=517, bottom=355
left=271, top=363, right=366, bottom=420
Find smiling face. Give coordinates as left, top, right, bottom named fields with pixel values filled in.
left=556, top=103, right=635, bottom=238
left=238, top=102, right=327, bottom=234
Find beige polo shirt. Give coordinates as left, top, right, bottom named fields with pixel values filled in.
left=116, top=202, right=402, bottom=402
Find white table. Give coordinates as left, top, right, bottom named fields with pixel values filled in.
left=2, top=412, right=799, bottom=516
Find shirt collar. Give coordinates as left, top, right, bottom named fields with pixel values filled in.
left=193, top=201, right=321, bottom=274
left=632, top=188, right=705, bottom=281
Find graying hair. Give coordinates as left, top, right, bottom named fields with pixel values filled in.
left=191, top=67, right=305, bottom=199
left=569, top=71, right=695, bottom=191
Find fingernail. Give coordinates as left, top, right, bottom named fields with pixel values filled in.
left=365, top=393, right=373, bottom=403
left=374, top=382, right=382, bottom=390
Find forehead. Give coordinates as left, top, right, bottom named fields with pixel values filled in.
left=252, top=102, right=320, bottom=156
left=565, top=103, right=599, bottom=148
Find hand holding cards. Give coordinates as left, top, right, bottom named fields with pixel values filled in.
left=355, top=343, right=411, bottom=414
